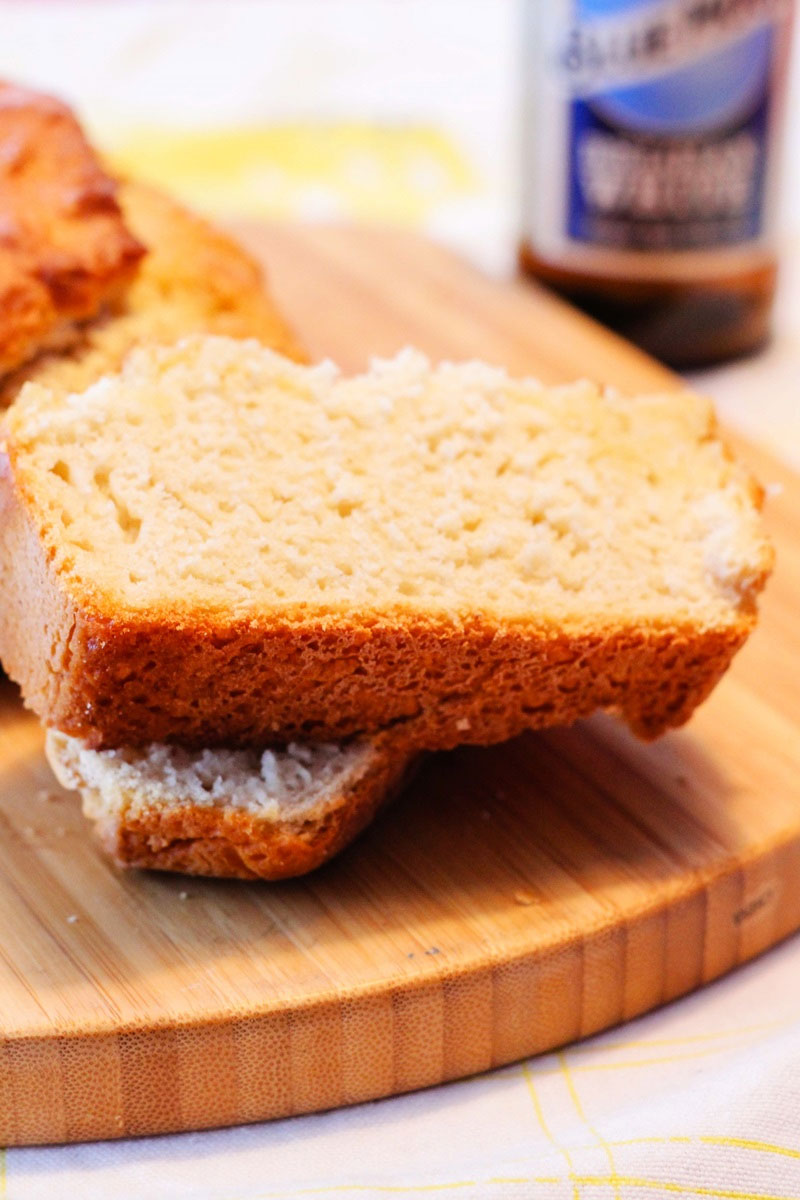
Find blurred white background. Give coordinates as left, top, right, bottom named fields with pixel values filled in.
left=1, top=1, right=518, bottom=270
left=0, top=0, right=794, bottom=269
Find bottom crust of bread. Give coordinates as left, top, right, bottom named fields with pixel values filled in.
left=46, top=731, right=417, bottom=880
left=27, top=611, right=754, bottom=752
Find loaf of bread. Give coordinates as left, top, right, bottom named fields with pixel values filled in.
left=0, top=336, right=772, bottom=751
left=0, top=81, right=145, bottom=377
left=0, top=180, right=304, bottom=404
left=47, top=729, right=415, bottom=880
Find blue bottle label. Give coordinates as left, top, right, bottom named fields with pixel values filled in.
left=565, top=1, right=782, bottom=250
left=523, top=0, right=790, bottom=270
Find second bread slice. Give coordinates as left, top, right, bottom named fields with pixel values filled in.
left=47, top=729, right=415, bottom=879
left=0, top=336, right=772, bottom=749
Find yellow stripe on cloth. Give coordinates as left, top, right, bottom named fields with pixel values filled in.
left=232, top=1177, right=800, bottom=1200
left=570, top=1179, right=796, bottom=1200
left=570, top=1042, right=768, bottom=1074
left=570, top=1019, right=793, bottom=1060
left=558, top=1050, right=621, bottom=1200
left=521, top=1060, right=582, bottom=1200
left=698, top=1136, right=800, bottom=1161
left=606, top=1135, right=800, bottom=1162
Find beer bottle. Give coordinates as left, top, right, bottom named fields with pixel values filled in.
left=520, top=1, right=795, bottom=368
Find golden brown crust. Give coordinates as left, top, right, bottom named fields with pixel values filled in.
left=0, top=474, right=752, bottom=751
left=72, top=619, right=750, bottom=747
left=0, top=81, right=145, bottom=375
left=0, top=178, right=304, bottom=403
left=51, top=735, right=417, bottom=880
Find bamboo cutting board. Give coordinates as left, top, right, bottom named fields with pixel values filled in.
left=1, top=227, right=799, bottom=1147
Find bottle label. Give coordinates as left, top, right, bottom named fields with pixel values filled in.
left=523, top=0, right=790, bottom=274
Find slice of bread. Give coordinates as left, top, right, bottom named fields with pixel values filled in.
left=0, top=337, right=772, bottom=751
left=46, top=729, right=416, bottom=880
left=0, top=180, right=305, bottom=404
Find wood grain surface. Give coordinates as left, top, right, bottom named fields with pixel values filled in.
left=1, top=226, right=798, bottom=1146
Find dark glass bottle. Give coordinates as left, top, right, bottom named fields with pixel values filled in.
left=520, top=1, right=795, bottom=368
